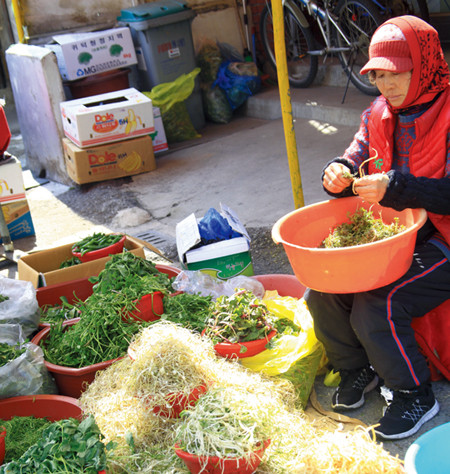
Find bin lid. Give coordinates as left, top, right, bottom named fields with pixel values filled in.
left=118, top=0, right=191, bottom=22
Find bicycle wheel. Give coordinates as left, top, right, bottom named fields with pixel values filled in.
left=260, top=2, right=318, bottom=88
left=380, top=0, right=429, bottom=22
left=333, top=0, right=384, bottom=96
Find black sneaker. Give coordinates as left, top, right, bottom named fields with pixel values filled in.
left=331, top=365, right=378, bottom=410
left=374, top=384, right=440, bottom=440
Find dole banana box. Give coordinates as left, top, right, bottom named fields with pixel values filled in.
left=60, top=88, right=154, bottom=148
left=0, top=156, right=35, bottom=242
left=63, top=135, right=156, bottom=185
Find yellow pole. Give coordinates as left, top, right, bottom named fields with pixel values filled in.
left=271, top=0, right=304, bottom=209
left=11, top=0, right=25, bottom=44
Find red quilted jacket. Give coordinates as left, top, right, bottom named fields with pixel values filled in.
left=368, top=88, right=450, bottom=382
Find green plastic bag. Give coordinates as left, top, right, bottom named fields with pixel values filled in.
left=144, top=68, right=201, bottom=144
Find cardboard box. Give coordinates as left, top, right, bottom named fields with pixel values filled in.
left=45, top=27, right=138, bottom=81
left=176, top=204, right=253, bottom=280
left=60, top=88, right=154, bottom=148
left=150, top=107, right=168, bottom=153
left=18, top=235, right=145, bottom=288
left=63, top=135, right=156, bottom=184
left=0, top=157, right=35, bottom=242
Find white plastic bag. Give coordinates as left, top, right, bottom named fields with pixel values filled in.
left=0, top=324, right=24, bottom=345
left=0, top=276, right=40, bottom=337
left=0, top=342, right=58, bottom=399
left=172, top=270, right=265, bottom=299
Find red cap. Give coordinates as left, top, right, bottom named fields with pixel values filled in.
left=360, top=23, right=413, bottom=75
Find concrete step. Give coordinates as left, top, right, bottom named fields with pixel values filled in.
left=244, top=82, right=375, bottom=127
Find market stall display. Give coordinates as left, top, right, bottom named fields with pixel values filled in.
left=31, top=255, right=180, bottom=397
left=79, top=321, right=405, bottom=473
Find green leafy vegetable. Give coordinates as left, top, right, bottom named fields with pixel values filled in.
left=41, top=254, right=176, bottom=368
left=161, top=292, right=213, bottom=332
left=0, top=415, right=116, bottom=474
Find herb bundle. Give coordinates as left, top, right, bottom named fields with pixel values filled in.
left=1, top=416, right=53, bottom=463
left=320, top=207, right=406, bottom=248
left=0, top=415, right=116, bottom=474
left=0, top=342, right=27, bottom=369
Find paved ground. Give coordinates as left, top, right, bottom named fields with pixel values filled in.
left=1, top=82, right=450, bottom=463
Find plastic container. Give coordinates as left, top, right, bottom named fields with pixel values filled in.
left=0, top=394, right=82, bottom=421
left=37, top=277, right=95, bottom=329
left=122, top=291, right=164, bottom=322
left=72, top=234, right=127, bottom=263
left=272, top=196, right=427, bottom=294
left=404, top=422, right=450, bottom=473
left=252, top=274, right=306, bottom=299
left=213, top=329, right=277, bottom=360
left=31, top=319, right=123, bottom=399
left=175, top=439, right=270, bottom=474
left=152, top=385, right=208, bottom=418
left=65, top=68, right=131, bottom=100
left=117, top=0, right=205, bottom=131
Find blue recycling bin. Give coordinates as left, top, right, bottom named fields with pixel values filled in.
left=118, top=0, right=205, bottom=131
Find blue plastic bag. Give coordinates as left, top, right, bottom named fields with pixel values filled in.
left=213, top=61, right=261, bottom=110
left=198, top=208, right=240, bottom=244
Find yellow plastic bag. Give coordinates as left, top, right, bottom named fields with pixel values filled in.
left=143, top=68, right=201, bottom=143
left=241, top=295, right=325, bottom=409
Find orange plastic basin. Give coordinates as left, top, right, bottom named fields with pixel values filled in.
left=272, top=196, right=427, bottom=294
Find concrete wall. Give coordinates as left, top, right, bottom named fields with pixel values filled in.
left=11, top=0, right=246, bottom=55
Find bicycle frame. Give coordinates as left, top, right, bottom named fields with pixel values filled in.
left=283, top=0, right=367, bottom=56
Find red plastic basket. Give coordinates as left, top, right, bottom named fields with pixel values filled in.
left=152, top=385, right=208, bottom=418
left=213, top=330, right=277, bottom=360
left=72, top=234, right=126, bottom=263
left=122, top=291, right=164, bottom=322
left=175, top=439, right=270, bottom=474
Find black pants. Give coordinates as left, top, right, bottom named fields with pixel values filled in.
left=304, top=241, right=450, bottom=390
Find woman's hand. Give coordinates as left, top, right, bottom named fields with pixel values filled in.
left=323, top=163, right=354, bottom=193
left=353, top=173, right=389, bottom=204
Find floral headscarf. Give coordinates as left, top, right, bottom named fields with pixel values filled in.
left=384, top=15, right=449, bottom=110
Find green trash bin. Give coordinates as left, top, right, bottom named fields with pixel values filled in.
left=118, top=0, right=205, bottom=131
